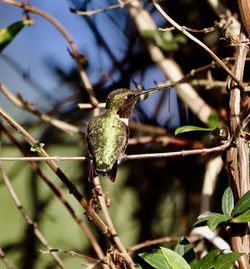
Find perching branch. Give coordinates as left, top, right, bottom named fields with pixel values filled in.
left=0, top=137, right=232, bottom=161
left=0, top=107, right=137, bottom=269
left=0, top=123, right=108, bottom=268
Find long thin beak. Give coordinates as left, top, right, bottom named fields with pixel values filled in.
left=135, top=82, right=173, bottom=99
left=134, top=76, right=187, bottom=100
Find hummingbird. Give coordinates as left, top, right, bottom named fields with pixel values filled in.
left=86, top=88, right=140, bottom=182
left=86, top=83, right=169, bottom=182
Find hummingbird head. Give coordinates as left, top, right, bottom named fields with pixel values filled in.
left=105, top=88, right=139, bottom=118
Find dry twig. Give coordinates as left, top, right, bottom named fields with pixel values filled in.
left=0, top=84, right=80, bottom=135
left=153, top=2, right=245, bottom=90
left=0, top=245, right=13, bottom=269
left=0, top=123, right=108, bottom=267
left=0, top=161, right=67, bottom=269
left=0, top=0, right=99, bottom=107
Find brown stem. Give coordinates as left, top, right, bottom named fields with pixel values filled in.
left=0, top=107, right=108, bottom=236
left=238, top=0, right=250, bottom=36
left=227, top=30, right=250, bottom=268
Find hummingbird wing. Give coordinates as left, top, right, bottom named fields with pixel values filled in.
left=86, top=113, right=129, bottom=181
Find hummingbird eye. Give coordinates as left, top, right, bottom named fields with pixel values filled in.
left=126, top=94, right=134, bottom=100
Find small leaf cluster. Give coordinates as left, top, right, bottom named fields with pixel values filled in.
left=30, top=141, right=45, bottom=152
left=138, top=237, right=242, bottom=269
left=194, top=187, right=250, bottom=230
left=137, top=187, right=249, bottom=269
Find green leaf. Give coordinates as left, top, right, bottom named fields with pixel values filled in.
left=222, top=187, right=234, bottom=216
left=207, top=213, right=231, bottom=230
left=161, top=247, right=191, bottom=269
left=232, top=190, right=250, bottom=216
left=0, top=20, right=33, bottom=52
left=232, top=209, right=250, bottom=223
left=139, top=249, right=170, bottom=269
left=175, top=125, right=214, bottom=135
left=174, top=237, right=195, bottom=264
left=208, top=112, right=225, bottom=130
left=192, top=250, right=220, bottom=269
left=193, top=217, right=208, bottom=227
left=208, top=112, right=219, bottom=128
left=192, top=250, right=242, bottom=269
left=193, top=212, right=218, bottom=227
left=215, top=252, right=243, bottom=269
left=135, top=264, right=143, bottom=269
left=30, top=141, right=45, bottom=152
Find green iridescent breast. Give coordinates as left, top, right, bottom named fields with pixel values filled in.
left=87, top=111, right=129, bottom=172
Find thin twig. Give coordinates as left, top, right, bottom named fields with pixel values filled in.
left=0, top=107, right=137, bottom=269
left=70, top=0, right=132, bottom=16
left=0, top=245, right=14, bottom=269
left=0, top=156, right=88, bottom=161
left=0, top=123, right=108, bottom=268
left=78, top=103, right=105, bottom=109
left=0, top=84, right=80, bottom=135
left=123, top=138, right=232, bottom=160
left=123, top=0, right=214, bottom=124
left=0, top=161, right=67, bottom=269
left=153, top=2, right=245, bottom=91
left=0, top=107, right=109, bottom=236
left=92, top=180, right=136, bottom=269
left=127, top=235, right=201, bottom=253
left=0, top=0, right=99, bottom=107
left=159, top=25, right=215, bottom=33
left=0, top=138, right=231, bottom=161
left=40, top=249, right=99, bottom=263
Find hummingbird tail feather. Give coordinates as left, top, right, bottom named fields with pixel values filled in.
left=88, top=162, right=98, bottom=181
left=88, top=161, right=118, bottom=182
left=106, top=161, right=117, bottom=182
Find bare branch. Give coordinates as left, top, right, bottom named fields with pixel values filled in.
left=0, top=106, right=109, bottom=236
left=0, top=162, right=67, bottom=269
left=40, top=249, right=99, bottom=263
left=0, top=84, right=80, bottom=135
left=0, top=0, right=99, bottom=107
left=123, top=138, right=232, bottom=160
left=153, top=2, right=245, bottom=90
left=0, top=123, right=108, bottom=267
left=78, top=103, right=105, bottom=109
left=70, top=0, right=132, bottom=16
left=0, top=245, right=14, bottom=269
left=0, top=137, right=231, bottom=161
left=128, top=235, right=201, bottom=252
